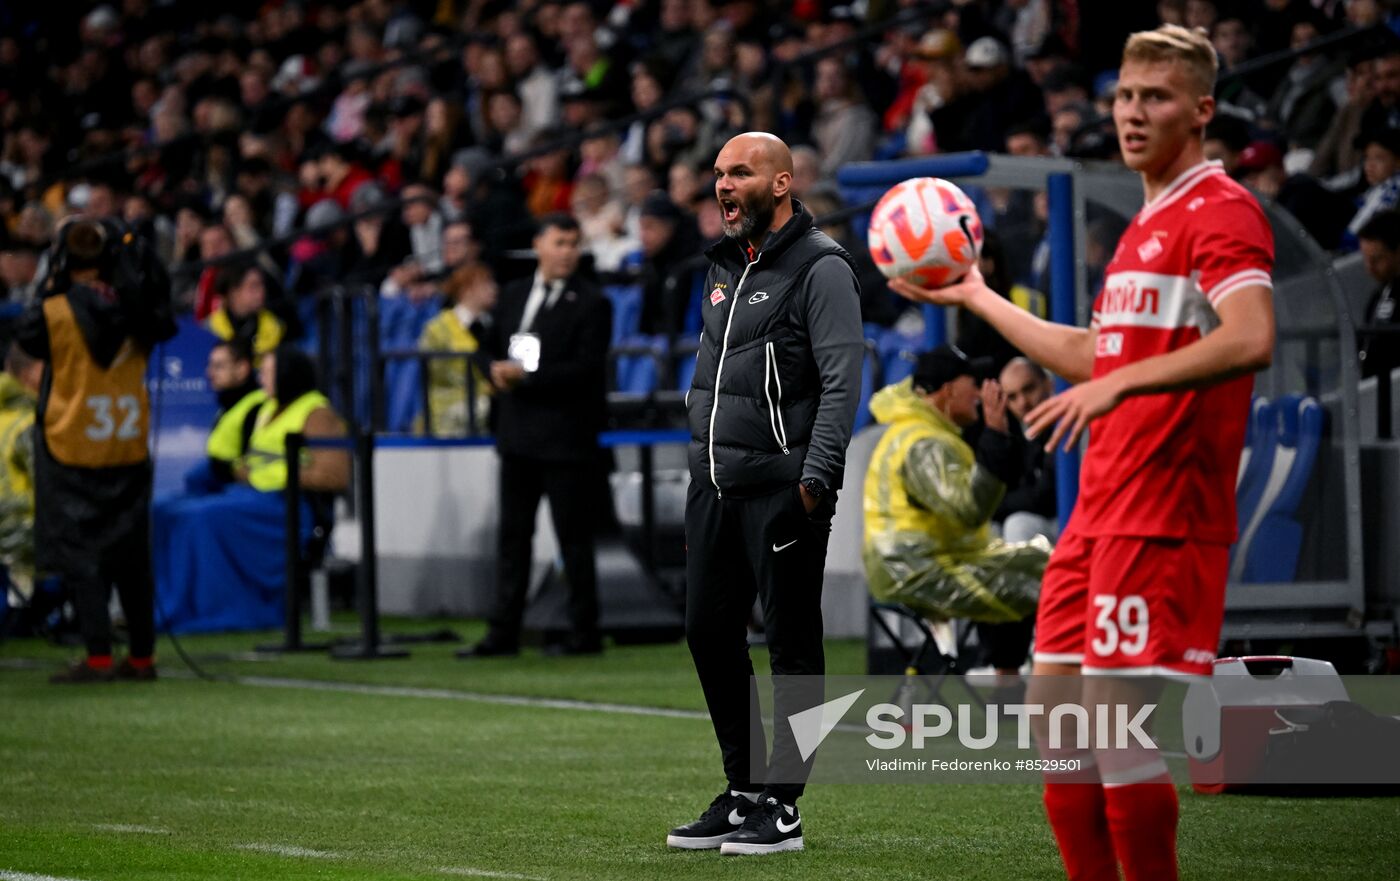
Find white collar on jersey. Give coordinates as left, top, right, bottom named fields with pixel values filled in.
left=1136, top=159, right=1224, bottom=226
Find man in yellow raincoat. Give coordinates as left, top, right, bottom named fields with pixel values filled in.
left=864, top=345, right=1049, bottom=622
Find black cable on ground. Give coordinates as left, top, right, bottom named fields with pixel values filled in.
left=148, top=340, right=228, bottom=683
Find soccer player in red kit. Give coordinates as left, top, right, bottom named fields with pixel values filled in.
left=891, top=25, right=1276, bottom=881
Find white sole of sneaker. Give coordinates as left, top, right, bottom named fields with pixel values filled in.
left=666, top=832, right=735, bottom=850
left=719, top=836, right=804, bottom=855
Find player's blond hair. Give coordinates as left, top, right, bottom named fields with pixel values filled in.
left=1122, top=25, right=1218, bottom=97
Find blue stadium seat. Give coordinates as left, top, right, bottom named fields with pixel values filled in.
left=673, top=335, right=701, bottom=392
left=1238, top=396, right=1325, bottom=583
left=605, top=284, right=643, bottom=345
left=1231, top=397, right=1278, bottom=578
left=877, top=329, right=923, bottom=386
left=683, top=271, right=707, bottom=336
left=612, top=334, right=668, bottom=394
left=386, top=357, right=423, bottom=432
left=874, top=131, right=908, bottom=162
left=380, top=298, right=442, bottom=432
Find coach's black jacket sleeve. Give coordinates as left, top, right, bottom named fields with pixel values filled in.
left=798, top=253, right=864, bottom=491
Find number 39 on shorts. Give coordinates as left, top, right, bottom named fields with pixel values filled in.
left=84, top=394, right=142, bottom=442
left=1091, top=594, right=1149, bottom=657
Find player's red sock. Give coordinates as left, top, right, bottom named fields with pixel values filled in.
left=126, top=656, right=154, bottom=670
left=86, top=654, right=113, bottom=671
left=1103, top=775, right=1179, bottom=881
left=1043, top=779, right=1118, bottom=881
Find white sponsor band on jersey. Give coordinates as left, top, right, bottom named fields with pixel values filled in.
left=1095, top=270, right=1216, bottom=333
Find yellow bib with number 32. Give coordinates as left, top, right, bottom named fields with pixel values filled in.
left=41, top=294, right=150, bottom=468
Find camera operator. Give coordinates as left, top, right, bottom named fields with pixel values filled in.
left=16, top=218, right=177, bottom=683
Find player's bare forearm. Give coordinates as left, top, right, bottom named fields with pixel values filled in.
left=889, top=268, right=1095, bottom=383
left=963, top=284, right=1096, bottom=383
left=1104, top=285, right=1274, bottom=398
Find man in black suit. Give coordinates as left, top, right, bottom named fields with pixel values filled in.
left=461, top=213, right=612, bottom=658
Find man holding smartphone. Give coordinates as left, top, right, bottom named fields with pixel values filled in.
left=462, top=213, right=612, bottom=659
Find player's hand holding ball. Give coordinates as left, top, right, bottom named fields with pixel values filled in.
left=869, top=177, right=987, bottom=307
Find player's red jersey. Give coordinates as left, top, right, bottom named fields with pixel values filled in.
left=1077, top=160, right=1274, bottom=543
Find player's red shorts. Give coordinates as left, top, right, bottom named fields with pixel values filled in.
left=1033, top=525, right=1230, bottom=680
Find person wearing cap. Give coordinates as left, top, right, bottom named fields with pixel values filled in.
left=862, top=347, right=1048, bottom=635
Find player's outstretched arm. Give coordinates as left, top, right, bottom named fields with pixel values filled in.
left=889, top=266, right=1096, bottom=383
left=1025, top=285, right=1274, bottom=453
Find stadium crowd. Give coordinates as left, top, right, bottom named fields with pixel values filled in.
left=2, top=1, right=1400, bottom=646
left=0, top=1, right=1398, bottom=342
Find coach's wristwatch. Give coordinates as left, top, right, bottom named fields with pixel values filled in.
left=800, top=477, right=827, bottom=499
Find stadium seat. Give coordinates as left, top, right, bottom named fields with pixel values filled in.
left=611, top=334, right=669, bottom=395
left=385, top=355, right=423, bottom=432
left=873, top=131, right=908, bottom=162
left=877, top=328, right=923, bottom=386
left=1230, top=397, right=1278, bottom=575
left=672, top=335, right=701, bottom=392
left=1237, top=396, right=1265, bottom=490
left=605, top=284, right=644, bottom=345
left=1238, top=396, right=1325, bottom=583
left=379, top=298, right=440, bottom=433
left=682, top=272, right=707, bottom=336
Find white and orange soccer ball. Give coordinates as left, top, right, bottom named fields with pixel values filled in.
left=867, top=177, right=984, bottom=288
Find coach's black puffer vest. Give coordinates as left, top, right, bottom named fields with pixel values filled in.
left=686, top=202, right=857, bottom=497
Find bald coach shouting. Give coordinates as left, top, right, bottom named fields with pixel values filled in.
left=666, top=133, right=864, bottom=856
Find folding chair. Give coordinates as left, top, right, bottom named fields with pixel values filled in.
left=868, top=601, right=986, bottom=709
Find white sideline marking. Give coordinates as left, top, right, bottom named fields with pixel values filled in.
left=0, top=659, right=1186, bottom=757
left=93, top=823, right=170, bottom=835
left=236, top=675, right=708, bottom=721
left=0, top=658, right=705, bottom=720
left=236, top=843, right=343, bottom=859
left=440, top=868, right=546, bottom=880
left=1, top=872, right=94, bottom=881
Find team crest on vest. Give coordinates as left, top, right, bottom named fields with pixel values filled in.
left=710, top=287, right=726, bottom=306
left=748, top=291, right=769, bottom=304
left=1137, top=234, right=1165, bottom=263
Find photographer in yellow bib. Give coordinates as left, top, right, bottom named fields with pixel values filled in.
left=153, top=345, right=348, bottom=634
left=14, top=218, right=177, bottom=683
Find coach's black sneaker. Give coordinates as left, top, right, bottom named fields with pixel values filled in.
left=719, top=796, right=803, bottom=855
left=666, top=791, right=758, bottom=849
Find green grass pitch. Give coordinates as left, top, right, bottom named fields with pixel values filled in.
left=3, top=619, right=1398, bottom=880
